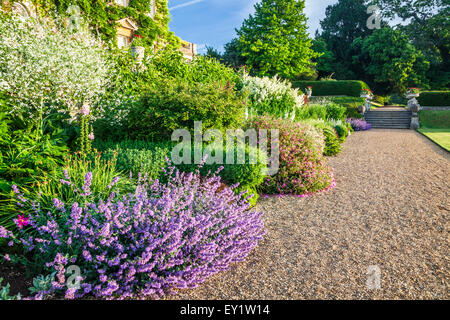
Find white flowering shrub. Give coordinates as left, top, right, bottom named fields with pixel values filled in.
left=0, top=13, right=111, bottom=117
left=241, top=74, right=305, bottom=120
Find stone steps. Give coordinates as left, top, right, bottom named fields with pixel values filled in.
left=364, top=110, right=412, bottom=129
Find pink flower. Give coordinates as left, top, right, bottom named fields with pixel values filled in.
left=88, top=133, right=95, bottom=140
left=16, top=215, right=29, bottom=229
left=80, top=103, right=90, bottom=116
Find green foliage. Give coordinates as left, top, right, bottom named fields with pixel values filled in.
left=292, top=80, right=369, bottom=97
left=222, top=38, right=247, bottom=70
left=94, top=50, right=242, bottom=142
left=102, top=144, right=171, bottom=180
left=325, top=103, right=347, bottom=121
left=311, top=37, right=335, bottom=79
left=300, top=119, right=342, bottom=156
left=127, top=79, right=247, bottom=141
left=418, top=110, right=450, bottom=128
left=0, top=278, right=21, bottom=300
left=0, top=152, right=131, bottom=232
left=417, top=91, right=450, bottom=106
left=353, top=27, right=430, bottom=94
left=295, top=103, right=346, bottom=122
left=245, top=116, right=333, bottom=195
left=310, top=96, right=365, bottom=118
left=27, top=0, right=178, bottom=50
left=28, top=273, right=56, bottom=296
left=319, top=0, right=377, bottom=79
left=96, top=139, right=267, bottom=206
left=295, top=104, right=327, bottom=121
left=234, top=0, right=319, bottom=79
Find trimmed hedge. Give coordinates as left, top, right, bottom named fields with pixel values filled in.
left=292, top=80, right=369, bottom=97
left=418, top=110, right=450, bottom=128
left=417, top=91, right=450, bottom=107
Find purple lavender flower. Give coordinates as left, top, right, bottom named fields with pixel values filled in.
left=10, top=167, right=266, bottom=300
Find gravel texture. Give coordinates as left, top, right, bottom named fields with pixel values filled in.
left=168, top=129, right=449, bottom=300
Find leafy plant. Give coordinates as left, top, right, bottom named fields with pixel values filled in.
left=0, top=278, right=21, bottom=300
left=346, top=118, right=372, bottom=131
left=245, top=116, right=334, bottom=195
left=3, top=167, right=265, bottom=299
left=127, top=79, right=247, bottom=141
left=241, top=74, right=305, bottom=119
left=28, top=273, right=57, bottom=296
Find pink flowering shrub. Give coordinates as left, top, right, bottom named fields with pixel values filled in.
left=245, top=116, right=335, bottom=195
left=2, top=167, right=265, bottom=299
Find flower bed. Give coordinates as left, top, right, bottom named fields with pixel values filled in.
left=245, top=116, right=334, bottom=196
left=1, top=167, right=265, bottom=299
left=346, top=118, right=372, bottom=131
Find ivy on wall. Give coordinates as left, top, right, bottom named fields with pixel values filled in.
left=2, top=0, right=179, bottom=49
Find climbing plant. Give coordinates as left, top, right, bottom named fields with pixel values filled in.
left=1, top=0, right=179, bottom=50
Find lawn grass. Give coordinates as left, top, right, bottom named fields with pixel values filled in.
left=417, top=128, right=450, bottom=152
left=417, top=110, right=450, bottom=151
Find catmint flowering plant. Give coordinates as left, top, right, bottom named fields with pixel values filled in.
left=3, top=166, right=265, bottom=300
left=346, top=118, right=372, bottom=131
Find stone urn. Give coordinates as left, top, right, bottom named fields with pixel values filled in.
left=406, top=93, right=420, bottom=100
left=305, top=87, right=312, bottom=98
left=358, top=105, right=366, bottom=114
left=360, top=94, right=373, bottom=112
left=131, top=46, right=145, bottom=62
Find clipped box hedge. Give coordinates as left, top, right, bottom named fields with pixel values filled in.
left=292, top=80, right=369, bottom=97
left=417, top=91, right=450, bottom=106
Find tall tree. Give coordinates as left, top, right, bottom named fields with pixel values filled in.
left=374, top=0, right=449, bottom=89
left=352, top=27, right=430, bottom=93
left=233, top=0, right=318, bottom=79
left=319, top=0, right=378, bottom=79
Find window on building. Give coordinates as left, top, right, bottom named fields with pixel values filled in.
left=148, top=0, right=155, bottom=18
left=115, top=0, right=128, bottom=7
left=117, top=35, right=130, bottom=49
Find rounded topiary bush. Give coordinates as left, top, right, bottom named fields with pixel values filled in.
left=245, top=116, right=334, bottom=196
left=2, top=167, right=265, bottom=299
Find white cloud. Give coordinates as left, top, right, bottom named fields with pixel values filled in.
left=169, top=0, right=205, bottom=11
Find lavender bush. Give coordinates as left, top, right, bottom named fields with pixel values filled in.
left=346, top=118, right=372, bottom=131
left=2, top=167, right=265, bottom=299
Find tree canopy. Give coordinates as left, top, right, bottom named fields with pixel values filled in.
left=230, top=0, right=318, bottom=79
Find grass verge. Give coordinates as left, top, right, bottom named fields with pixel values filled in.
left=417, top=128, right=450, bottom=152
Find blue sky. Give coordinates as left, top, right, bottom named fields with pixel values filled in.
left=168, top=0, right=338, bottom=54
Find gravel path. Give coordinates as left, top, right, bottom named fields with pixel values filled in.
left=169, top=129, right=449, bottom=300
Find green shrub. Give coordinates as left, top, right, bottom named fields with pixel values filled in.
left=418, top=110, right=450, bottom=128
left=295, top=104, right=327, bottom=121
left=325, top=103, right=347, bottom=121
left=388, top=93, right=408, bottom=106
left=310, top=96, right=365, bottom=118
left=292, top=80, right=369, bottom=97
left=300, top=119, right=342, bottom=156
left=418, top=91, right=450, bottom=107
left=245, top=116, right=333, bottom=195
left=174, top=143, right=267, bottom=204
left=240, top=74, right=304, bottom=119
left=97, top=140, right=267, bottom=206
left=127, top=79, right=247, bottom=141
left=330, top=119, right=352, bottom=142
